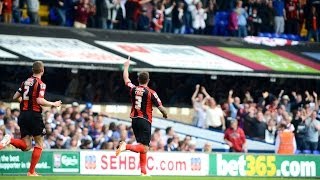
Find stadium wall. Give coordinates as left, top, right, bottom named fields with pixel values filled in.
left=0, top=150, right=319, bottom=177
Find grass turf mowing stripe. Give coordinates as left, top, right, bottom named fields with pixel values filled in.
left=220, top=47, right=319, bottom=73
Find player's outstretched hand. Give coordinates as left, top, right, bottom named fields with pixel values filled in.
left=53, top=100, right=62, bottom=107
left=163, top=113, right=168, bottom=119
left=124, top=57, right=130, bottom=68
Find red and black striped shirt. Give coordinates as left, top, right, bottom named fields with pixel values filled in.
left=17, top=76, right=46, bottom=113
left=126, top=82, right=162, bottom=123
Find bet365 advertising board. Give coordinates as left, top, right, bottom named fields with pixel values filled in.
left=0, top=150, right=319, bottom=177
left=210, top=154, right=319, bottom=177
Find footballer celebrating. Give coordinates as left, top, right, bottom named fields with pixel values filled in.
left=116, top=58, right=168, bottom=176
left=0, top=61, right=62, bottom=176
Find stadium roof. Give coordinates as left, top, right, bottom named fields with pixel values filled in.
left=0, top=24, right=319, bottom=79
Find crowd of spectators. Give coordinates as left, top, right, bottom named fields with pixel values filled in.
left=192, top=84, right=320, bottom=153
left=0, top=101, right=212, bottom=152
left=0, top=66, right=320, bottom=153
left=0, top=0, right=319, bottom=41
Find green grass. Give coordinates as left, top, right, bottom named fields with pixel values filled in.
left=0, top=176, right=319, bottom=180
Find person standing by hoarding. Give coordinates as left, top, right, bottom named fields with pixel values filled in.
left=0, top=61, right=62, bottom=176
left=275, top=123, right=296, bottom=154
left=116, top=57, right=168, bottom=176
left=224, top=119, right=247, bottom=152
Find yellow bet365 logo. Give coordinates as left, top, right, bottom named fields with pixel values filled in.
left=246, top=155, right=276, bottom=176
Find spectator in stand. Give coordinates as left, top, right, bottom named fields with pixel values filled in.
left=52, top=135, right=66, bottom=149
left=305, top=91, right=318, bottom=111
left=191, top=84, right=206, bottom=128
left=51, top=0, right=67, bottom=26
left=305, top=110, right=320, bottom=152
left=192, top=1, right=207, bottom=34
left=265, top=119, right=276, bottom=144
left=280, top=94, right=291, bottom=113
left=235, top=0, right=248, bottom=37
left=275, top=104, right=285, bottom=124
left=26, top=0, right=40, bottom=24
left=244, top=0, right=255, bottom=17
left=275, top=123, right=296, bottom=154
left=248, top=8, right=262, bottom=36
left=285, top=0, right=299, bottom=35
left=203, top=142, right=212, bottom=153
left=0, top=0, right=12, bottom=23
left=291, top=91, right=305, bottom=112
left=203, top=95, right=226, bottom=131
left=137, top=7, right=150, bottom=31
left=228, top=9, right=238, bottom=36
left=95, top=0, right=108, bottom=29
left=0, top=128, right=4, bottom=144
left=73, top=0, right=95, bottom=28
left=152, top=2, right=164, bottom=32
left=228, top=90, right=241, bottom=120
left=172, top=1, right=185, bottom=34
left=164, top=138, right=178, bottom=151
left=260, top=0, right=275, bottom=33
left=204, top=0, right=216, bottom=35
left=224, top=119, right=247, bottom=152
left=113, top=0, right=126, bottom=29
left=260, top=90, right=276, bottom=108
left=252, top=111, right=267, bottom=140
left=184, top=0, right=196, bottom=34
left=125, top=0, right=150, bottom=30
left=11, top=0, right=20, bottom=23
left=10, top=108, right=19, bottom=122
left=229, top=0, right=236, bottom=10
left=292, top=108, right=307, bottom=151
left=80, top=127, right=93, bottom=148
left=306, top=5, right=319, bottom=42
left=106, top=0, right=118, bottom=29
left=0, top=109, right=5, bottom=126
left=282, top=113, right=295, bottom=132
left=163, top=0, right=175, bottom=33
left=273, top=0, right=285, bottom=34
left=163, top=126, right=175, bottom=145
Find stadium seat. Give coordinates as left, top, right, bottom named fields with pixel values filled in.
left=313, top=150, right=320, bottom=154
left=272, top=33, right=280, bottom=38
left=265, top=33, right=272, bottom=38
left=20, top=17, right=30, bottom=24
left=295, top=150, right=301, bottom=154
left=258, top=32, right=264, bottom=37
left=221, top=11, right=229, bottom=21
left=287, top=34, right=296, bottom=40
left=280, top=34, right=288, bottom=39
left=303, top=150, right=312, bottom=154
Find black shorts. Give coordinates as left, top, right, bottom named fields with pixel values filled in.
left=131, top=118, right=151, bottom=146
left=18, top=111, right=46, bottom=138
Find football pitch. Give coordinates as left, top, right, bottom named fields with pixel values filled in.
left=0, top=176, right=318, bottom=180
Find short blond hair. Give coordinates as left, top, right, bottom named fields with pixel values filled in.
left=32, top=61, right=44, bottom=74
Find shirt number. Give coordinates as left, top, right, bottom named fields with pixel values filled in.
left=23, top=85, right=30, bottom=100
left=135, top=96, right=142, bottom=110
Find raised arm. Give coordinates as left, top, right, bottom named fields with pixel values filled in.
left=123, top=57, right=131, bottom=84
left=278, top=89, right=284, bottom=101
left=313, top=91, right=319, bottom=111
left=201, top=86, right=211, bottom=98
left=228, top=90, right=233, bottom=104
left=191, top=84, right=200, bottom=103
left=291, top=91, right=297, bottom=101
left=305, top=91, right=311, bottom=102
